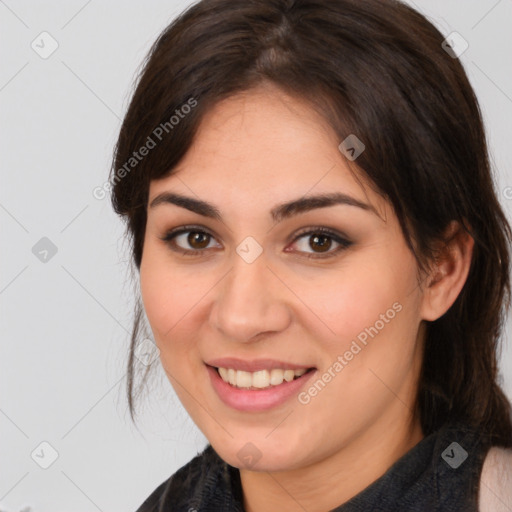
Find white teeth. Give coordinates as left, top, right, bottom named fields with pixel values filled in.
left=227, top=368, right=237, bottom=386
left=283, top=369, right=295, bottom=382
left=217, top=366, right=310, bottom=389
left=270, top=368, right=284, bottom=385
left=252, top=370, right=270, bottom=388
left=236, top=370, right=252, bottom=388
left=218, top=367, right=228, bottom=381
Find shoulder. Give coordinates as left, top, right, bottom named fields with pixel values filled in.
left=135, top=444, right=221, bottom=512
left=479, top=446, right=512, bottom=512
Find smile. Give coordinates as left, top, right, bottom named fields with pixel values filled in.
left=205, top=363, right=317, bottom=412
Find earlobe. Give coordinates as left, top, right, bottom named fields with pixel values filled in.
left=420, top=220, right=475, bottom=321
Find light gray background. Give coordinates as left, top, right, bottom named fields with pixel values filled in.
left=1, top=1, right=511, bottom=510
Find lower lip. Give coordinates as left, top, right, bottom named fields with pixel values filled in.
left=206, top=364, right=316, bottom=412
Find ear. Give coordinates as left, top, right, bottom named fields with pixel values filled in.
left=420, top=220, right=475, bottom=321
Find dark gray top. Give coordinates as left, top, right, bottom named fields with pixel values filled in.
left=135, top=421, right=491, bottom=511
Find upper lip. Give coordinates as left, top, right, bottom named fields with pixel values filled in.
left=205, top=357, right=315, bottom=373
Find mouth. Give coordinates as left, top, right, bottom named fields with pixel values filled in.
left=205, top=361, right=317, bottom=412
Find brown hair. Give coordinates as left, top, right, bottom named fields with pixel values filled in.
left=110, top=0, right=512, bottom=446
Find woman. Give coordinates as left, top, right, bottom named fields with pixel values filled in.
left=110, top=0, right=512, bottom=510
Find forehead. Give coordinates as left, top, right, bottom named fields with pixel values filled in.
left=179, top=86, right=338, bottom=173
left=148, top=87, right=388, bottom=220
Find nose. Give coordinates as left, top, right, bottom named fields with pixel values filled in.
left=209, top=249, right=292, bottom=343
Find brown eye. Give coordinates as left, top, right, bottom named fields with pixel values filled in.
left=187, top=231, right=211, bottom=249
left=308, top=233, right=332, bottom=253
left=289, top=227, right=352, bottom=259
left=161, top=226, right=220, bottom=255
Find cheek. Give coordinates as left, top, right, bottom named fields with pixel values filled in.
left=139, top=246, right=214, bottom=350
left=302, top=254, right=416, bottom=352
left=315, top=255, right=422, bottom=405
left=299, top=260, right=421, bottom=434
left=140, top=244, right=186, bottom=340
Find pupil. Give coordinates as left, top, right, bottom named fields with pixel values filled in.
left=189, top=232, right=209, bottom=249
left=310, top=234, right=331, bottom=253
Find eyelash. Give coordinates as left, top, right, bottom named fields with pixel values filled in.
left=160, top=225, right=352, bottom=259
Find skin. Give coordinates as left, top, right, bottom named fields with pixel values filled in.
left=139, top=83, right=474, bottom=512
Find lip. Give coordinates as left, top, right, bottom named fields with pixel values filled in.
left=205, top=357, right=313, bottom=373
left=206, top=364, right=317, bottom=412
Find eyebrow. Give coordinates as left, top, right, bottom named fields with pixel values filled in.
left=148, top=191, right=377, bottom=222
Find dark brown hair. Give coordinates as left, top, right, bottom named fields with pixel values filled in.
left=110, top=0, right=512, bottom=446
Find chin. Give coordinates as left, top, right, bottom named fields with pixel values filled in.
left=213, top=438, right=305, bottom=472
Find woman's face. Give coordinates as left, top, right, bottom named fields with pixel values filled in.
left=140, top=85, right=427, bottom=471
